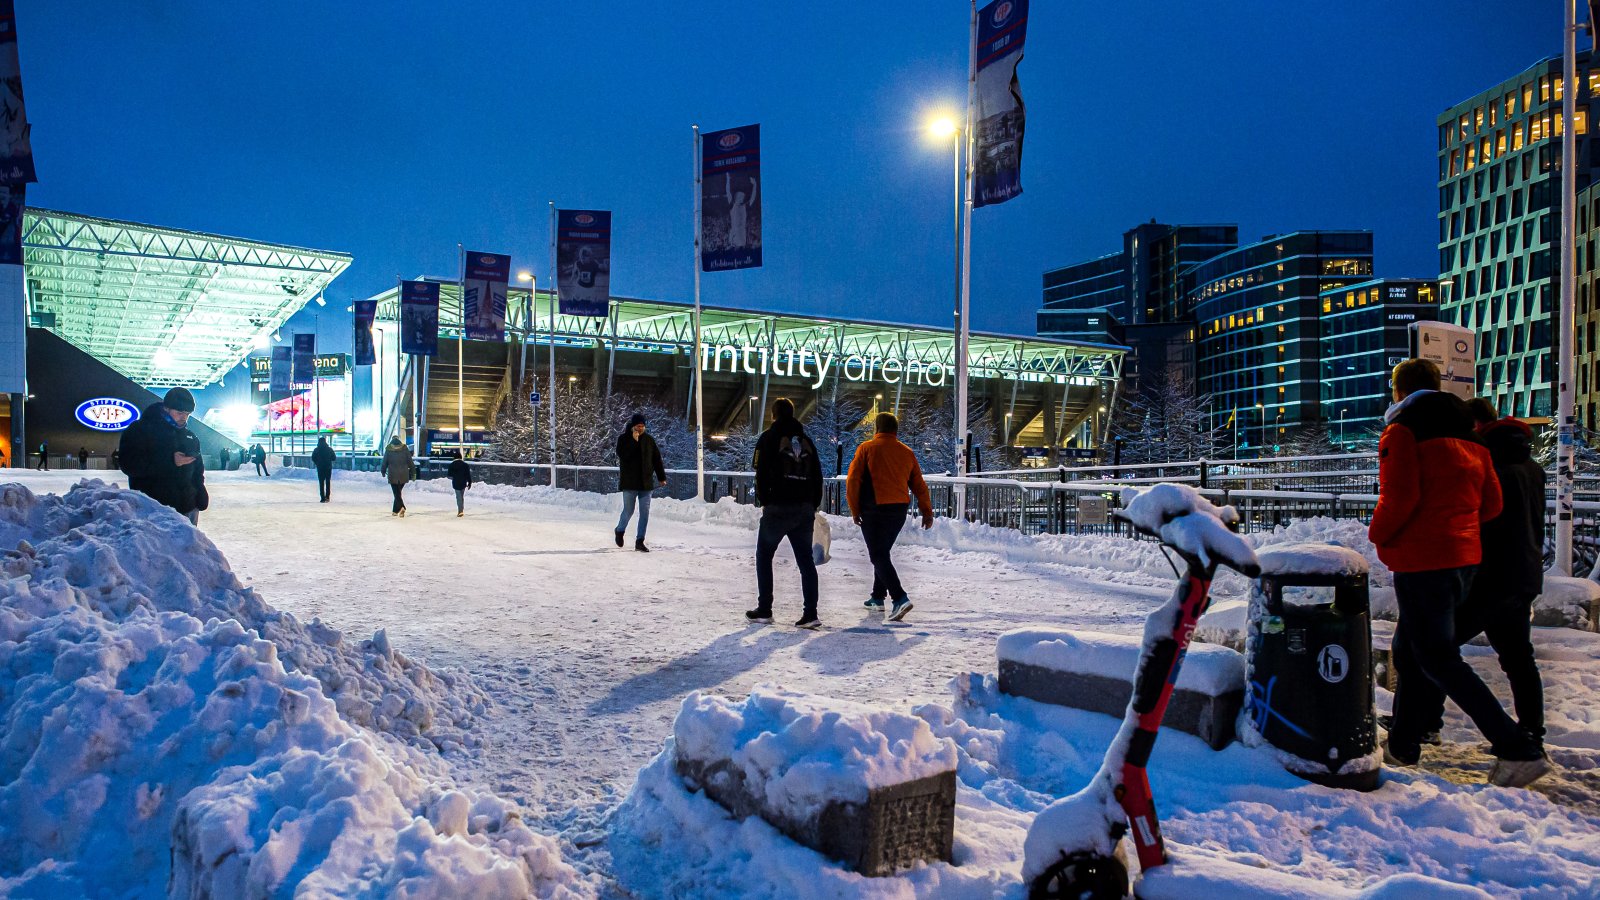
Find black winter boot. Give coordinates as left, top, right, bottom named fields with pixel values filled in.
left=614, top=530, right=625, bottom=548
left=635, top=539, right=649, bottom=552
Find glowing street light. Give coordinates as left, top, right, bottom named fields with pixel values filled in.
left=923, top=109, right=970, bottom=515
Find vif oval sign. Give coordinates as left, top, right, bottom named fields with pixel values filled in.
left=75, top=398, right=140, bottom=431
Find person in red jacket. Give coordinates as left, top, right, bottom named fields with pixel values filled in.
left=1373, top=359, right=1548, bottom=787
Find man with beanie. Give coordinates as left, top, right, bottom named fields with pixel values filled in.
left=1374, top=359, right=1548, bottom=788
left=746, top=398, right=825, bottom=629
left=119, top=387, right=207, bottom=521
left=615, top=412, right=666, bottom=551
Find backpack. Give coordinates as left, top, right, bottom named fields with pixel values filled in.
left=775, top=433, right=818, bottom=485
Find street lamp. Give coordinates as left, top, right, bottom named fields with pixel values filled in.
left=749, top=394, right=760, bottom=435
left=925, top=111, right=969, bottom=510
left=1339, top=408, right=1349, bottom=447
left=517, top=270, right=537, bottom=464
left=1254, top=402, right=1264, bottom=456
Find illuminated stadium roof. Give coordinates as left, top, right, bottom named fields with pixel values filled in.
left=22, top=208, right=352, bottom=387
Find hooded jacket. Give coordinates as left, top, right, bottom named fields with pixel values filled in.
left=754, top=416, right=824, bottom=509
left=119, top=402, right=205, bottom=514
left=380, top=441, right=414, bottom=486
left=447, top=457, right=474, bottom=491
left=616, top=429, right=667, bottom=492
left=1472, top=417, right=1546, bottom=598
left=846, top=433, right=932, bottom=517
left=311, top=441, right=336, bottom=471
left=1368, top=390, right=1503, bottom=573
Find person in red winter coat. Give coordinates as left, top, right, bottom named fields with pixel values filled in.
left=1373, top=359, right=1547, bottom=787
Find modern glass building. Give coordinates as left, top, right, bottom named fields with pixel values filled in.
left=1318, top=278, right=1440, bottom=446
left=1577, top=181, right=1600, bottom=430
left=1191, top=231, right=1374, bottom=452
left=1437, top=53, right=1598, bottom=418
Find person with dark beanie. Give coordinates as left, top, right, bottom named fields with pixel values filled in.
left=447, top=448, right=474, bottom=517
left=1374, top=359, right=1548, bottom=787
left=615, top=412, right=667, bottom=551
left=311, top=436, right=336, bottom=502
left=118, top=387, right=206, bottom=522
left=746, top=398, right=825, bottom=628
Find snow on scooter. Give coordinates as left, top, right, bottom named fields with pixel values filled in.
left=1023, top=483, right=1261, bottom=899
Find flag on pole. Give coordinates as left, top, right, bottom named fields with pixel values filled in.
left=556, top=210, right=612, bottom=317
left=353, top=299, right=377, bottom=366
left=462, top=251, right=510, bottom=342
left=269, top=345, right=292, bottom=394
left=972, top=0, right=1028, bottom=208
left=400, top=280, right=440, bottom=356
left=291, top=333, right=316, bottom=388
left=700, top=124, right=761, bottom=271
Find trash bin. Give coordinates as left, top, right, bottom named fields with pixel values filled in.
left=1243, top=543, right=1378, bottom=791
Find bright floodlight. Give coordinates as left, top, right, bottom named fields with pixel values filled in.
left=517, top=271, right=533, bottom=282
left=153, top=347, right=174, bottom=369
left=928, top=115, right=959, bottom=139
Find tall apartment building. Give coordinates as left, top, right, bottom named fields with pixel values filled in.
left=1437, top=53, right=1597, bottom=418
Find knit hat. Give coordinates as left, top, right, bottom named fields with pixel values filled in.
left=163, top=387, right=196, bottom=412
left=628, top=413, right=646, bottom=428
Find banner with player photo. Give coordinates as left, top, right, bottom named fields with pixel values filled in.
left=400, top=280, right=440, bottom=357
left=556, top=209, right=611, bottom=317
left=462, top=250, right=510, bottom=342
left=291, top=333, right=316, bottom=388
left=352, top=299, right=377, bottom=366
left=269, top=345, right=292, bottom=394
left=700, top=124, right=761, bottom=271
left=973, top=0, right=1028, bottom=208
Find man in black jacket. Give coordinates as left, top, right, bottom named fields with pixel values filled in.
left=615, top=413, right=667, bottom=551
left=746, top=398, right=825, bottom=629
left=311, top=437, right=336, bottom=502
left=118, top=387, right=206, bottom=521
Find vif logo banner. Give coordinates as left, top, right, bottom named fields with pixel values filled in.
left=556, top=209, right=612, bottom=317
left=352, top=299, right=377, bottom=366
left=400, top=280, right=441, bottom=357
left=74, top=398, right=139, bottom=432
left=700, top=123, right=761, bottom=272
left=973, top=0, right=1028, bottom=208
left=462, top=251, right=510, bottom=343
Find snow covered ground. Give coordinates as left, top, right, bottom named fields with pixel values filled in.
left=2, top=468, right=1599, bottom=897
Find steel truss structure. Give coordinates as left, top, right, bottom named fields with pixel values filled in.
left=22, top=208, right=351, bottom=387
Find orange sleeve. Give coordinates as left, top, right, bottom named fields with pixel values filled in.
left=1368, top=425, right=1419, bottom=548
left=845, top=442, right=868, bottom=517
left=1479, top=454, right=1504, bottom=523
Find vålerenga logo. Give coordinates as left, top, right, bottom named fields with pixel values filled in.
left=718, top=132, right=743, bottom=150
left=992, top=1, right=1014, bottom=26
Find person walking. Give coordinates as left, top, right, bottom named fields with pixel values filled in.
left=34, top=439, right=46, bottom=470
left=745, top=398, right=825, bottom=629
left=846, top=412, right=933, bottom=622
left=311, top=436, right=336, bottom=503
left=614, top=413, right=667, bottom=551
left=117, top=387, right=206, bottom=523
left=1374, top=359, right=1548, bottom=788
left=77, top=446, right=88, bottom=470
left=380, top=436, right=413, bottom=517
left=220, top=446, right=231, bottom=471
left=448, top=449, right=474, bottom=517
left=252, top=444, right=271, bottom=477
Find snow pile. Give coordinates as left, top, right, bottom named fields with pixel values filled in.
left=1535, top=575, right=1599, bottom=629
left=0, top=481, right=593, bottom=898
left=998, top=628, right=1244, bottom=696
left=1256, top=543, right=1370, bottom=579
left=673, top=687, right=957, bottom=815
left=1118, top=484, right=1258, bottom=573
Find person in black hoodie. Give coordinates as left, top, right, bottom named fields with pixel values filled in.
left=614, top=413, right=667, bottom=551
left=447, top=449, right=473, bottom=517
left=118, top=387, right=206, bottom=522
left=745, top=398, right=825, bottom=629
left=311, top=436, right=336, bottom=502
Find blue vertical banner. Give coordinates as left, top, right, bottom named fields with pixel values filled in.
left=556, top=210, right=612, bottom=317
left=400, top=280, right=440, bottom=356
left=462, top=250, right=510, bottom=342
left=352, top=299, right=377, bottom=366
left=973, top=0, right=1028, bottom=208
left=700, top=124, right=761, bottom=271
left=269, top=345, right=292, bottom=394
left=291, top=333, right=316, bottom=388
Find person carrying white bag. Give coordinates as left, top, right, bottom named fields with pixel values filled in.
left=745, top=398, right=827, bottom=629
left=812, top=511, right=832, bottom=566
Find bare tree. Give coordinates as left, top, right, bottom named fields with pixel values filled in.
left=805, top=392, right=871, bottom=478
left=1110, top=368, right=1225, bottom=464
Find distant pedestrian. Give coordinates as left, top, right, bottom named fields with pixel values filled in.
left=1374, top=360, right=1547, bottom=787
left=614, top=413, right=667, bottom=551
left=34, top=439, right=46, bottom=470
left=118, top=387, right=206, bottom=523
left=746, top=398, right=825, bottom=629
left=311, top=436, right=336, bottom=503
left=845, top=412, right=933, bottom=622
left=448, top=449, right=474, bottom=517
left=77, top=446, right=88, bottom=470
left=252, top=444, right=270, bottom=477
left=110, top=449, right=119, bottom=469
left=380, top=436, right=413, bottom=517
left=220, top=447, right=231, bottom=470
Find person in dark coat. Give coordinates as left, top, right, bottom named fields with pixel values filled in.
left=311, top=436, right=336, bottom=503
left=34, top=439, right=46, bottom=470
left=252, top=443, right=270, bottom=477
left=614, top=413, right=667, bottom=551
left=220, top=447, right=231, bottom=471
left=746, top=398, right=825, bottom=629
left=77, top=447, right=88, bottom=470
left=1374, top=360, right=1546, bottom=788
left=178, top=428, right=208, bottom=526
left=447, top=449, right=473, bottom=517
left=118, top=387, right=206, bottom=521
left=380, top=436, right=413, bottom=517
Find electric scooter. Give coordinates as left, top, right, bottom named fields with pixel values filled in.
left=1024, top=484, right=1262, bottom=900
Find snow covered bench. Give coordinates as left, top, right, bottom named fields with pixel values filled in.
left=672, top=688, right=958, bottom=877
left=997, top=628, right=1245, bottom=750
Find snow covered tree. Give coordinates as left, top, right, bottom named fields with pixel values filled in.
left=891, top=393, right=999, bottom=476
left=1274, top=424, right=1340, bottom=459
left=490, top=379, right=694, bottom=470
left=1109, top=368, right=1225, bottom=464
left=804, top=392, right=871, bottom=478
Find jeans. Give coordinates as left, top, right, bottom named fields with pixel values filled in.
left=755, top=504, right=819, bottom=615
left=860, top=504, right=909, bottom=602
left=1412, top=588, right=1545, bottom=744
left=454, top=488, right=465, bottom=513
left=317, top=468, right=332, bottom=501
left=390, top=482, right=406, bottom=514
left=255, top=461, right=269, bottom=476
left=617, top=490, right=651, bottom=539
left=1390, top=566, right=1539, bottom=760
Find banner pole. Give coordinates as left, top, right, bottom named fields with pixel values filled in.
left=693, top=124, right=706, bottom=502
left=1557, top=0, right=1579, bottom=575
left=457, top=245, right=466, bottom=449
left=549, top=201, right=558, bottom=488
left=953, top=0, right=977, bottom=522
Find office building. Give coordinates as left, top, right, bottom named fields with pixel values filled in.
left=1318, top=278, right=1441, bottom=446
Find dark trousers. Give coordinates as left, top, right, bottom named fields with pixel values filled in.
left=390, top=482, right=406, bottom=513
left=316, top=468, right=332, bottom=501
left=1412, top=588, right=1544, bottom=744
left=255, top=461, right=269, bottom=476
left=860, top=504, right=909, bottom=602
left=1390, top=566, right=1538, bottom=760
left=755, top=504, right=819, bottom=615
left=34, top=454, right=45, bottom=470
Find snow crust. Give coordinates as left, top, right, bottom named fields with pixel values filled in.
left=0, top=480, right=593, bottom=898
left=997, top=627, right=1245, bottom=697
left=1256, top=543, right=1370, bottom=579
left=1535, top=575, right=1599, bottom=629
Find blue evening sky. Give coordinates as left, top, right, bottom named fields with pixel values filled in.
left=20, top=1, right=1558, bottom=358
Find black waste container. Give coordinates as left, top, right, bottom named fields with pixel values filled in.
left=1243, top=543, right=1378, bottom=791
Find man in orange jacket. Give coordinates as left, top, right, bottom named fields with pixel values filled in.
left=846, top=412, right=933, bottom=622
left=1373, top=359, right=1547, bottom=787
